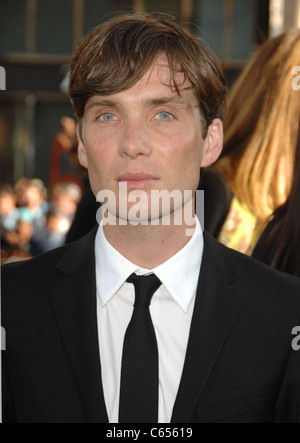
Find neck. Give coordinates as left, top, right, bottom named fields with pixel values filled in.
left=103, top=206, right=197, bottom=269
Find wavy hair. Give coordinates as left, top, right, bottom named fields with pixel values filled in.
left=255, top=128, right=300, bottom=276
left=216, top=29, right=300, bottom=220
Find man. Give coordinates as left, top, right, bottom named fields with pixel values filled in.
left=2, top=14, right=300, bottom=424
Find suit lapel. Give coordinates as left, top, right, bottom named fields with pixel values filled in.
left=47, top=228, right=245, bottom=424
left=48, top=228, right=108, bottom=423
left=171, top=233, right=245, bottom=423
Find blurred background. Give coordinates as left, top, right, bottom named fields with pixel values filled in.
left=0, top=0, right=300, bottom=263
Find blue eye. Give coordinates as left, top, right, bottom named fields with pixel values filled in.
left=100, top=113, right=116, bottom=122
left=156, top=111, right=174, bottom=121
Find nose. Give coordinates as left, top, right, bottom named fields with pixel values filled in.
left=119, top=119, right=152, bottom=159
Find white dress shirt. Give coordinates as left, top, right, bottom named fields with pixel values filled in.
left=95, top=218, right=203, bottom=423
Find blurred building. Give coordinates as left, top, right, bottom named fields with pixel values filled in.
left=0, top=0, right=299, bottom=185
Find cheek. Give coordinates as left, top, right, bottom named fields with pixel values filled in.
left=84, top=134, right=114, bottom=171
left=83, top=135, right=119, bottom=194
left=163, top=132, right=203, bottom=173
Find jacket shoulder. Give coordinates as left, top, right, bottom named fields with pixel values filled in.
left=230, top=242, right=300, bottom=291
left=2, top=243, right=69, bottom=285
left=1, top=227, right=97, bottom=302
left=203, top=231, right=300, bottom=304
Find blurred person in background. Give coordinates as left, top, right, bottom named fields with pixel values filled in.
left=48, top=117, right=95, bottom=244
left=18, top=179, right=48, bottom=235
left=30, top=183, right=82, bottom=257
left=0, top=185, right=19, bottom=233
left=0, top=184, right=32, bottom=261
left=16, top=178, right=48, bottom=257
left=252, top=128, right=300, bottom=277
left=51, top=182, right=82, bottom=222
left=0, top=185, right=20, bottom=257
left=49, top=116, right=84, bottom=190
left=30, top=182, right=82, bottom=256
left=214, top=29, right=300, bottom=255
left=30, top=210, right=71, bottom=256
left=1, top=179, right=84, bottom=260
left=14, top=177, right=30, bottom=208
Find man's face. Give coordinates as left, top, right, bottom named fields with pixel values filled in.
left=78, top=54, right=223, bottom=220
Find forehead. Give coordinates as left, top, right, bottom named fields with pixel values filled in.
left=137, top=54, right=187, bottom=88
left=85, top=54, right=198, bottom=109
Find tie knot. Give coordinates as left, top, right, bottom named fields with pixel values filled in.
left=127, top=273, right=162, bottom=307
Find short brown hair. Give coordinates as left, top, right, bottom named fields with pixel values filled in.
left=68, top=13, right=227, bottom=136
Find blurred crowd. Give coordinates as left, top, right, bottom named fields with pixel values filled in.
left=0, top=178, right=82, bottom=263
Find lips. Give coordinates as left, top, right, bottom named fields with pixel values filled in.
left=117, top=173, right=159, bottom=190
left=118, top=173, right=158, bottom=181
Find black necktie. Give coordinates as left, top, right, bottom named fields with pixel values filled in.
left=119, top=273, right=162, bottom=423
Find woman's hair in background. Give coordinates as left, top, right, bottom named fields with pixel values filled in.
left=257, top=128, right=300, bottom=277
left=68, top=13, right=227, bottom=138
left=216, top=29, right=300, bottom=220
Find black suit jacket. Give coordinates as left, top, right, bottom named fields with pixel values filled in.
left=2, top=229, right=300, bottom=423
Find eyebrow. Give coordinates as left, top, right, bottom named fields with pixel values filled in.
left=145, top=97, right=194, bottom=111
left=85, top=96, right=195, bottom=113
left=85, top=99, right=118, bottom=112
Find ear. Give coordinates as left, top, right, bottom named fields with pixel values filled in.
left=77, top=124, right=88, bottom=169
left=200, top=119, right=223, bottom=168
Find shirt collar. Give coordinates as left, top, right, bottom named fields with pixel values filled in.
left=95, top=219, right=203, bottom=313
